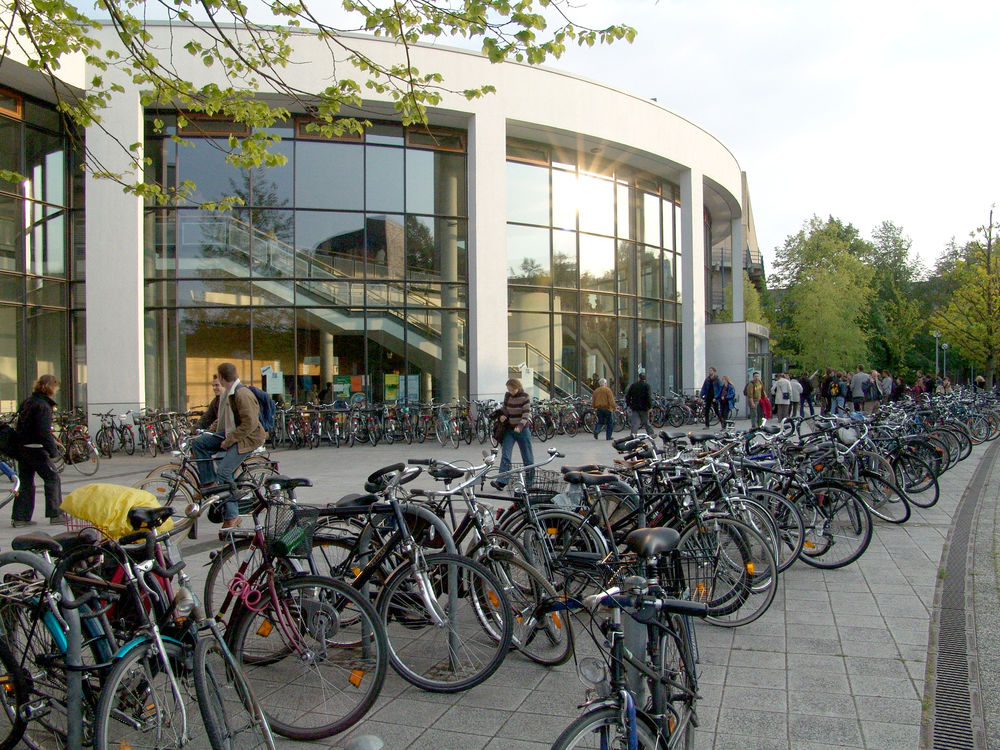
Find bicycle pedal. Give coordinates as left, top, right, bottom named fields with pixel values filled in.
left=20, top=698, right=52, bottom=721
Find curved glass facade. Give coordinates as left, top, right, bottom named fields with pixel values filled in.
left=506, top=141, right=680, bottom=396
left=144, top=116, right=468, bottom=408
left=0, top=90, right=80, bottom=411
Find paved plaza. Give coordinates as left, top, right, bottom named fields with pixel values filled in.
left=1, top=426, right=997, bottom=750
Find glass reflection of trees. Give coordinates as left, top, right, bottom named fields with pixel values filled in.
left=505, top=142, right=680, bottom=397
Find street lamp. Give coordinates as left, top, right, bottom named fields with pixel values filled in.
left=942, top=343, right=949, bottom=379
left=933, top=330, right=941, bottom=377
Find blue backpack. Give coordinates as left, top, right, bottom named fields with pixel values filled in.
left=242, top=385, right=276, bottom=433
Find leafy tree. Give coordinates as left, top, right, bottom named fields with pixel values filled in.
left=1, top=0, right=634, bottom=204
left=743, top=272, right=769, bottom=327
left=929, top=210, right=1000, bottom=386
left=864, top=221, right=924, bottom=370
left=769, top=216, right=873, bottom=371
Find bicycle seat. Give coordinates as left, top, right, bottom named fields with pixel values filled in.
left=332, top=492, right=380, bottom=508
left=128, top=505, right=175, bottom=530
left=560, top=464, right=602, bottom=474
left=266, top=476, right=313, bottom=491
left=563, top=472, right=619, bottom=486
left=758, top=425, right=781, bottom=435
left=659, top=431, right=688, bottom=441
left=11, top=532, right=63, bottom=554
left=612, top=436, right=641, bottom=452
left=625, top=527, right=681, bottom=557
left=53, top=527, right=103, bottom=551
left=687, top=432, right=718, bottom=443
left=429, top=467, right=465, bottom=481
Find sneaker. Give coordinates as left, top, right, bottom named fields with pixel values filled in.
left=490, top=479, right=507, bottom=491
left=49, top=515, right=66, bottom=525
left=220, top=517, right=242, bottom=530
left=11, top=520, right=36, bottom=528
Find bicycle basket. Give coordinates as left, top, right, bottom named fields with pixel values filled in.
left=265, top=504, right=320, bottom=559
left=837, top=426, right=858, bottom=446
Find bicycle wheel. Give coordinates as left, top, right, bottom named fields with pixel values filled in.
left=795, top=481, right=873, bottom=569
left=94, top=639, right=192, bottom=750
left=471, top=545, right=573, bottom=666
left=226, top=575, right=387, bottom=740
left=377, top=552, right=513, bottom=692
left=675, top=516, right=777, bottom=627
left=134, top=474, right=196, bottom=509
left=652, top=612, right=698, bottom=750
left=145, top=426, right=159, bottom=458
left=743, top=486, right=805, bottom=572
left=0, top=638, right=28, bottom=750
left=551, top=705, right=660, bottom=750
left=194, top=632, right=272, bottom=750
left=95, top=428, right=114, bottom=458
left=449, top=421, right=461, bottom=449
left=121, top=426, right=136, bottom=455
left=858, top=473, right=911, bottom=524
left=892, top=451, right=939, bottom=508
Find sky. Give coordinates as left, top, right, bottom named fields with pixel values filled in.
left=536, top=0, right=1000, bottom=270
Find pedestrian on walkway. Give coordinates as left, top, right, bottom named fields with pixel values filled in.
left=719, top=375, right=736, bottom=425
left=625, top=372, right=652, bottom=435
left=744, top=372, right=765, bottom=428
left=700, top=367, right=722, bottom=427
left=771, top=373, right=792, bottom=421
left=492, top=378, right=534, bottom=489
left=850, top=365, right=869, bottom=412
left=799, top=372, right=816, bottom=416
left=789, top=374, right=802, bottom=417
left=12, top=374, right=62, bottom=527
left=591, top=378, right=615, bottom=440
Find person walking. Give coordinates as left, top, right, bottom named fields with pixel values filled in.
left=771, top=373, right=792, bottom=421
left=700, top=367, right=722, bottom=428
left=591, top=378, right=615, bottom=440
left=491, top=378, right=534, bottom=489
left=799, top=372, right=816, bottom=416
left=789, top=374, right=802, bottom=417
left=625, top=372, right=652, bottom=435
left=850, top=365, right=869, bottom=413
left=191, top=362, right=267, bottom=529
left=12, top=374, right=63, bottom=527
left=744, top=372, right=765, bottom=428
left=881, top=370, right=894, bottom=407
left=719, top=375, right=736, bottom=426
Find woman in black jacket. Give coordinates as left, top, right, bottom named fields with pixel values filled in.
left=13, top=374, right=62, bottom=526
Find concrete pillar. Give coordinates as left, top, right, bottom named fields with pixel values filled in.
left=731, top=215, right=744, bottom=323
left=85, top=84, right=145, bottom=420
left=467, top=105, right=508, bottom=401
left=680, top=170, right=705, bottom=391
left=437, top=152, right=462, bottom=402
left=320, top=331, right=335, bottom=384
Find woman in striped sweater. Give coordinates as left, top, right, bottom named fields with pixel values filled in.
left=491, top=378, right=535, bottom=489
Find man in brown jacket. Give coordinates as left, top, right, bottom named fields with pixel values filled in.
left=191, top=362, right=267, bottom=528
left=591, top=378, right=615, bottom=440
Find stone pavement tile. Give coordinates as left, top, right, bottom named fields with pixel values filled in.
left=487, top=661, right=549, bottom=689
left=859, top=720, right=921, bottom=750
left=786, top=608, right=832, bottom=625
left=698, top=680, right=724, bottom=708
left=699, top=645, right=730, bottom=665
left=728, top=648, right=786, bottom=670
left=695, top=702, right=720, bottom=733
left=853, top=695, right=921, bottom=724
left=696, top=626, right=736, bottom=649
left=510, top=689, right=585, bottom=719
left=412, top=728, right=490, bottom=749
left=786, top=636, right=842, bottom=655
left=788, top=713, right=863, bottom=746
left=785, top=744, right=864, bottom=750
left=367, top=696, right=450, bottom=728
left=783, top=586, right=830, bottom=601
left=864, top=583, right=915, bottom=595
left=394, top=684, right=464, bottom=706
left=786, top=653, right=846, bottom=672
left=692, top=728, right=714, bottom=750
left=896, top=644, right=928, bottom=662
left=712, top=733, right=790, bottom=750
left=724, top=666, right=787, bottom=691
left=828, top=592, right=878, bottom=608
left=458, top=682, right=532, bottom=711
left=788, top=689, right=856, bottom=718
left=731, top=633, right=787, bottom=653
left=838, top=638, right=900, bottom=658
left=785, top=622, right=839, bottom=640
left=837, top=626, right=894, bottom=644
left=483, top=738, right=550, bottom=750
left=844, top=656, right=910, bottom=679
left=432, top=704, right=515, bottom=735
left=339, top=720, right=425, bottom=748
left=698, top=663, right=728, bottom=686
left=847, top=673, right=919, bottom=699
left=787, top=669, right=851, bottom=695
left=495, top=709, right=564, bottom=745
left=832, top=614, right=886, bottom=630
left=902, top=658, right=927, bottom=682
left=715, top=707, right=786, bottom=739
left=721, top=685, right=787, bottom=713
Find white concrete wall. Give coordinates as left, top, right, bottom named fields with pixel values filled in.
left=705, top=321, right=750, bottom=417
left=82, top=25, right=746, bottom=404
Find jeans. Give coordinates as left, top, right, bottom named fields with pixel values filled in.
left=498, top=427, right=535, bottom=488
left=703, top=399, right=721, bottom=427
left=14, top=449, right=61, bottom=521
left=802, top=394, right=815, bottom=416
left=748, top=400, right=762, bottom=428
left=832, top=396, right=846, bottom=414
left=628, top=409, right=651, bottom=435
left=593, top=408, right=613, bottom=439
left=719, top=400, right=731, bottom=424
left=191, top=432, right=251, bottom=520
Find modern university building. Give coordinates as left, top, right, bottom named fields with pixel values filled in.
left=0, top=21, right=769, bottom=416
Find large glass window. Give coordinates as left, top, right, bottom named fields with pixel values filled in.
left=505, top=141, right=680, bottom=395
left=145, top=117, right=469, bottom=406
